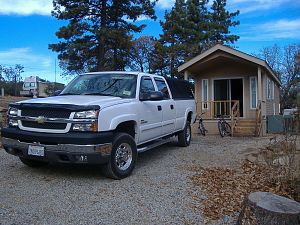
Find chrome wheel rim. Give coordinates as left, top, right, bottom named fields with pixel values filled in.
left=115, top=143, right=133, bottom=171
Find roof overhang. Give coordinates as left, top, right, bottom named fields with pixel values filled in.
left=178, top=44, right=281, bottom=85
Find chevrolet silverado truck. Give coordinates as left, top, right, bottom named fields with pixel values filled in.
left=1, top=72, right=196, bottom=179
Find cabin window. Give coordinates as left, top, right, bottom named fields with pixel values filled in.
left=250, top=76, right=257, bottom=109
left=202, top=79, right=208, bottom=109
left=267, top=78, right=274, bottom=100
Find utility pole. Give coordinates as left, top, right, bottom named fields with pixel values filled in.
left=54, top=58, right=57, bottom=92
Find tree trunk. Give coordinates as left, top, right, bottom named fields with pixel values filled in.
left=97, top=0, right=107, bottom=71
left=237, top=192, right=300, bottom=225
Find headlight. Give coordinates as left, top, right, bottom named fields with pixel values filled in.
left=8, top=107, right=18, bottom=116
left=74, top=110, right=98, bottom=119
left=72, top=110, right=99, bottom=132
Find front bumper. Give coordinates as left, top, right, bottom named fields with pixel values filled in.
left=1, top=128, right=113, bottom=164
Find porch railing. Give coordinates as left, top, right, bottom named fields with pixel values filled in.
left=197, top=100, right=240, bottom=119
left=197, top=100, right=240, bottom=135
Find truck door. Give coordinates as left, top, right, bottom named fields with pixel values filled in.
left=138, top=76, right=163, bottom=143
left=154, top=78, right=176, bottom=135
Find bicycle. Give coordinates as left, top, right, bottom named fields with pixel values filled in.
left=217, top=115, right=231, bottom=137
left=197, top=112, right=207, bottom=136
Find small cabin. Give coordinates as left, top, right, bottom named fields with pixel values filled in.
left=179, top=44, right=281, bottom=136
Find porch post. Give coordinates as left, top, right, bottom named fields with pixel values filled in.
left=257, top=66, right=262, bottom=102
left=184, top=71, right=189, bottom=81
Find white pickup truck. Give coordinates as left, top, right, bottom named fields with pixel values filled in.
left=1, top=72, right=196, bottom=179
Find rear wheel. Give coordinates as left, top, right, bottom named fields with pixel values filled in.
left=102, top=132, right=137, bottom=179
left=178, top=121, right=191, bottom=147
left=19, top=157, right=48, bottom=167
left=224, top=122, right=231, bottom=136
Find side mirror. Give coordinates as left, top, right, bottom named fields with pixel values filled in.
left=140, top=91, right=164, bottom=101
left=53, top=90, right=62, bottom=96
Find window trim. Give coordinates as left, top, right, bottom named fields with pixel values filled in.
left=267, top=78, right=274, bottom=100
left=250, top=76, right=257, bottom=109
left=202, top=79, right=208, bottom=109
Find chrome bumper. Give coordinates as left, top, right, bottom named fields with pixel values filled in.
left=1, top=137, right=112, bottom=156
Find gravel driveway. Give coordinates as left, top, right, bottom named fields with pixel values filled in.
left=0, top=135, right=271, bottom=225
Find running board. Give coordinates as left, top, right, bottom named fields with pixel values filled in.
left=137, top=138, right=172, bottom=153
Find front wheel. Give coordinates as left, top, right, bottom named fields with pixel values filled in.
left=218, top=121, right=225, bottom=137
left=178, top=121, right=191, bottom=147
left=102, top=132, right=137, bottom=179
left=199, top=121, right=206, bottom=136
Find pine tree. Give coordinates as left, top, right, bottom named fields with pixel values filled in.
left=49, top=0, right=157, bottom=75
left=160, top=0, right=187, bottom=78
left=209, top=0, right=239, bottom=45
left=185, top=0, right=210, bottom=58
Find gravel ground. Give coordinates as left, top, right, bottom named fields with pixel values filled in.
left=0, top=135, right=274, bottom=225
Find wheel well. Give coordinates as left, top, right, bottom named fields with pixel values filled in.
left=187, top=112, right=192, bottom=123
left=115, top=121, right=136, bottom=138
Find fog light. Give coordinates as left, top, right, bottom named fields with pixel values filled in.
left=72, top=122, right=97, bottom=132
left=8, top=119, right=18, bottom=127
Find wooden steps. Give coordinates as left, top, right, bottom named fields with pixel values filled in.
left=233, top=119, right=257, bottom=136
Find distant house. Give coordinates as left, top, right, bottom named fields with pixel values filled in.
left=20, top=76, right=65, bottom=97
left=179, top=44, right=281, bottom=136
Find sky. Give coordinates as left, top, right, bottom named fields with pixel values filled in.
left=0, top=0, right=299, bottom=84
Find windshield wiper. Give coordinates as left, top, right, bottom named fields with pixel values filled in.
left=83, top=93, right=114, bottom=96
left=59, top=93, right=76, bottom=96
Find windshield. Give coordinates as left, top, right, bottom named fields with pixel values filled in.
left=60, top=73, right=137, bottom=98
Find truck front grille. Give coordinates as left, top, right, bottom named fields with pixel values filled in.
left=21, top=109, right=71, bottom=119
left=21, top=121, right=67, bottom=130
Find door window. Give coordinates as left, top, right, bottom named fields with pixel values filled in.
left=140, top=77, right=155, bottom=94
left=154, top=78, right=170, bottom=99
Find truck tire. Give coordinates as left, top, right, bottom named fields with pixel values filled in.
left=19, top=157, right=49, bottom=167
left=102, top=132, right=137, bottom=179
left=178, top=121, right=191, bottom=147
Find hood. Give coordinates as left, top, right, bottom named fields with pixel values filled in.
left=16, top=95, right=134, bottom=109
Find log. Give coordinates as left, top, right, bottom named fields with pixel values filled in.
left=237, top=192, right=300, bottom=225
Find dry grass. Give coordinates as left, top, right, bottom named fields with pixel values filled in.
left=189, top=135, right=300, bottom=221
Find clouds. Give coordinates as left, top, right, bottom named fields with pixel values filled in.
left=156, top=0, right=175, bottom=9
left=0, top=48, right=52, bottom=71
left=0, top=0, right=52, bottom=16
left=229, top=0, right=298, bottom=14
left=238, top=18, right=300, bottom=41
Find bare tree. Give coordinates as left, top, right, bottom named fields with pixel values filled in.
left=129, top=36, right=156, bottom=73
left=2, top=64, right=24, bottom=96
left=257, top=43, right=300, bottom=109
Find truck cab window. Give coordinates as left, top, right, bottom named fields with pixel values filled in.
left=154, top=78, right=170, bottom=99
left=140, top=77, right=155, bottom=94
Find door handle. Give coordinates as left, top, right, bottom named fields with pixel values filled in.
left=157, top=105, right=162, bottom=111
left=170, top=105, right=174, bottom=110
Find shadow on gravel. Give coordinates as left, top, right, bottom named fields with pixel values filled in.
left=21, top=163, right=109, bottom=180
left=14, top=141, right=180, bottom=180
left=136, top=141, right=180, bottom=168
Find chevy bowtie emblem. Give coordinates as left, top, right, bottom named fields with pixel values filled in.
left=36, top=116, right=47, bottom=124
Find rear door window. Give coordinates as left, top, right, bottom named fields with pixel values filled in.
left=154, top=78, right=170, bottom=99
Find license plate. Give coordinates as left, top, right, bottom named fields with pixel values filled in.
left=28, top=145, right=45, bottom=157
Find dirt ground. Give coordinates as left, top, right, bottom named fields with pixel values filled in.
left=0, top=96, right=29, bottom=109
